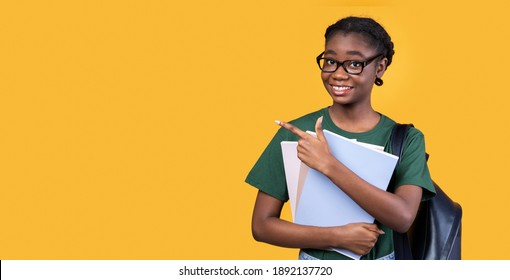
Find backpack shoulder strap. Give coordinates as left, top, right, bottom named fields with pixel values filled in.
left=390, top=123, right=414, bottom=163
left=389, top=123, right=414, bottom=260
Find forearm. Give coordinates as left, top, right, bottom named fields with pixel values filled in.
left=252, top=216, right=336, bottom=250
left=252, top=191, right=384, bottom=255
left=322, top=157, right=417, bottom=232
left=252, top=191, right=342, bottom=250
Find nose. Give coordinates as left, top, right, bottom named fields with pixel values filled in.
left=331, top=65, right=349, bottom=80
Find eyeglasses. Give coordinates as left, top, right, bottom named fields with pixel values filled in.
left=316, top=52, right=383, bottom=75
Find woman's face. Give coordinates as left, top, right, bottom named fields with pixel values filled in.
left=321, top=32, right=387, bottom=107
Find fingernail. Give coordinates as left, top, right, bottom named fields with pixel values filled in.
left=275, top=120, right=281, bottom=125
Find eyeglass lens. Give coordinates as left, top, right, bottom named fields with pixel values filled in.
left=319, top=59, right=363, bottom=74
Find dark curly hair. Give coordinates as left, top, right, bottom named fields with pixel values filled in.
left=325, top=17, right=395, bottom=86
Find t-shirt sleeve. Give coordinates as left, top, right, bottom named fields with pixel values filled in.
left=245, top=129, right=289, bottom=202
left=392, top=127, right=436, bottom=200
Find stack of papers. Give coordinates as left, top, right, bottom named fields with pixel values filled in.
left=281, top=129, right=399, bottom=259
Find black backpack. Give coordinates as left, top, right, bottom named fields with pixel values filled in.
left=390, top=124, right=462, bottom=260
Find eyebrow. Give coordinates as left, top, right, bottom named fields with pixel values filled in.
left=324, top=50, right=366, bottom=58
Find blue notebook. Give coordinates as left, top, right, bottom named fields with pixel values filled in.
left=292, top=129, right=398, bottom=259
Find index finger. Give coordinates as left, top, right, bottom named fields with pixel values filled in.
left=275, top=120, right=308, bottom=138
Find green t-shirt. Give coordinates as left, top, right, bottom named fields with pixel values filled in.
left=245, top=107, right=436, bottom=260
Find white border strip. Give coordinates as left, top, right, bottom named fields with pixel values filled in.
left=2, top=260, right=509, bottom=280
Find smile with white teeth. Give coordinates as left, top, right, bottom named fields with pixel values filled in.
left=332, top=85, right=351, bottom=90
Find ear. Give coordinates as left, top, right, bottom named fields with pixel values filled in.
left=376, top=57, right=388, bottom=79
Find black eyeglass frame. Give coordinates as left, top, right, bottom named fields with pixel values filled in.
left=316, top=52, right=384, bottom=75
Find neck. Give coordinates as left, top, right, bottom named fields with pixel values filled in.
left=328, top=103, right=380, bottom=133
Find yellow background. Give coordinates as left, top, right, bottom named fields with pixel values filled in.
left=1, top=0, right=508, bottom=260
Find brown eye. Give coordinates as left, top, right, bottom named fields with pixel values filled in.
left=325, top=59, right=337, bottom=66
left=347, top=61, right=363, bottom=68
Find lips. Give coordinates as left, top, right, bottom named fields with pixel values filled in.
left=330, top=85, right=353, bottom=95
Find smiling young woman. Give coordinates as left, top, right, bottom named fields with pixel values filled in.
left=245, top=16, right=435, bottom=260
